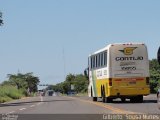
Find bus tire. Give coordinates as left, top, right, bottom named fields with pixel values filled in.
left=106, top=97, right=112, bottom=103
left=130, top=96, right=143, bottom=103
left=93, top=97, right=97, bottom=101
left=91, top=87, right=93, bottom=97
left=121, top=98, right=126, bottom=102
left=102, top=94, right=106, bottom=103
left=137, top=95, right=143, bottom=103
left=102, top=91, right=105, bottom=103
left=102, top=87, right=106, bottom=103
left=130, top=97, right=136, bottom=103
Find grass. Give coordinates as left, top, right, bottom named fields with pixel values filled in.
left=76, top=92, right=88, bottom=96
left=0, top=85, right=24, bottom=103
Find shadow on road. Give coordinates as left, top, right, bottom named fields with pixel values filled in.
left=97, top=99, right=157, bottom=104
left=0, top=99, right=72, bottom=107
left=143, top=100, right=157, bottom=103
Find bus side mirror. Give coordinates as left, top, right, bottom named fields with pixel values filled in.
left=157, top=47, right=160, bottom=64
left=84, top=67, right=89, bottom=79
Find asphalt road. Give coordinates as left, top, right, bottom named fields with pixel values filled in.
left=0, top=94, right=159, bottom=120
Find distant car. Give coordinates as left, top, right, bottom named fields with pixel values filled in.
left=157, top=89, right=160, bottom=109
left=67, top=91, right=77, bottom=96
left=47, top=90, right=54, bottom=96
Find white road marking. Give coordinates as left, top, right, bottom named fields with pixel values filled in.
left=8, top=111, right=15, bottom=114
left=30, top=105, right=35, bottom=107
left=37, top=102, right=42, bottom=105
left=40, top=96, right=43, bottom=102
left=36, top=96, right=44, bottom=105
left=19, top=108, right=26, bottom=111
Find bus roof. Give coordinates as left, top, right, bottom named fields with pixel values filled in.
left=89, top=43, right=145, bottom=56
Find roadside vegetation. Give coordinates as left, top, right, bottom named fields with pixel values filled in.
left=0, top=72, right=39, bottom=103
left=0, top=85, right=24, bottom=102
left=47, top=74, right=88, bottom=94
left=149, top=59, right=160, bottom=93
left=0, top=59, right=160, bottom=103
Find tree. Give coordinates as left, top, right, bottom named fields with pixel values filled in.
left=66, top=74, right=75, bottom=83
left=24, top=72, right=40, bottom=93
left=0, top=12, right=3, bottom=26
left=149, top=59, right=160, bottom=93
left=75, top=74, right=88, bottom=93
left=7, top=73, right=27, bottom=89
left=1, top=80, right=15, bottom=86
left=49, top=74, right=88, bottom=94
left=7, top=72, right=40, bottom=94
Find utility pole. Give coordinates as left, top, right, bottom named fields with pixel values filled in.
left=62, top=47, right=66, bottom=81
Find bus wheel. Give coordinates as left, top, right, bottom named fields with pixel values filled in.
left=130, top=96, right=143, bottom=103
left=121, top=98, right=126, bottom=102
left=106, top=97, right=112, bottom=103
left=137, top=95, right=143, bottom=103
left=102, top=95, right=106, bottom=103
left=130, top=97, right=136, bottom=103
left=93, top=97, right=97, bottom=101
left=102, top=89, right=106, bottom=103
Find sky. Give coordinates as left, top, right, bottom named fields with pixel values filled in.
left=0, top=0, right=160, bottom=86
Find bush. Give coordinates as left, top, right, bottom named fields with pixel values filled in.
left=0, top=96, right=12, bottom=103
left=19, top=88, right=28, bottom=97
left=2, top=86, right=23, bottom=99
left=0, top=85, right=24, bottom=102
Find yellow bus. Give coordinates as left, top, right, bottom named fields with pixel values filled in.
left=87, top=43, right=150, bottom=103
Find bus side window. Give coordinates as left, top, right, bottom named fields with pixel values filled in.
left=93, top=56, right=95, bottom=69
left=103, top=52, right=105, bottom=66
left=104, top=51, right=107, bottom=66
left=98, top=54, right=100, bottom=67
left=101, top=52, right=104, bottom=67
left=90, top=57, right=92, bottom=69
left=96, top=55, right=98, bottom=68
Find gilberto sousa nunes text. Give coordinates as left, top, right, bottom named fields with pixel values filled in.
left=103, top=114, right=160, bottom=120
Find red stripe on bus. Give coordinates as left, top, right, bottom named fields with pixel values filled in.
left=115, top=79, right=122, bottom=81
left=136, top=78, right=144, bottom=81
left=114, top=78, right=144, bottom=81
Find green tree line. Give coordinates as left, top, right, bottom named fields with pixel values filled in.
left=49, top=74, right=88, bottom=94
left=149, top=59, right=160, bottom=93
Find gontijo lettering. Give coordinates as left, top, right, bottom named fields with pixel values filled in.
left=115, top=56, right=143, bottom=61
